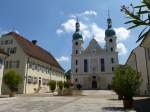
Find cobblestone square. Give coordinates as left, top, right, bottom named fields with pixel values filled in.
left=0, top=90, right=133, bottom=112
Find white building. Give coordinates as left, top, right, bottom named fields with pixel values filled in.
left=0, top=32, right=65, bottom=94
left=126, top=31, right=150, bottom=95
left=140, top=31, right=150, bottom=95
left=126, top=46, right=148, bottom=95
left=71, top=17, right=119, bottom=89
left=0, top=49, right=8, bottom=94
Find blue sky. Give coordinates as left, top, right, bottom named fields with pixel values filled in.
left=0, top=0, right=142, bottom=71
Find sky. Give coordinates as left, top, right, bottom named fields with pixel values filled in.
left=0, top=0, right=142, bottom=71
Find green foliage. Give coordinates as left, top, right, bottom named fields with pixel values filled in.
left=57, top=81, right=64, bottom=90
left=48, top=80, right=56, bottom=92
left=112, top=65, right=142, bottom=100
left=121, top=0, right=150, bottom=42
left=3, top=70, right=22, bottom=92
left=64, top=81, right=70, bottom=89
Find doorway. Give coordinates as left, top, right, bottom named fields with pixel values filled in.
left=38, top=77, right=41, bottom=88
left=92, top=80, right=97, bottom=89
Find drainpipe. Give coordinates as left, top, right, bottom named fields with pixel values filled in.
left=140, top=45, right=150, bottom=85
left=25, top=57, right=30, bottom=94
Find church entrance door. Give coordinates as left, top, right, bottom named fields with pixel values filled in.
left=92, top=80, right=97, bottom=89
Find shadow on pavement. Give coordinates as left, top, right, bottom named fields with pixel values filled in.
left=133, top=98, right=150, bottom=112
left=102, top=107, right=125, bottom=111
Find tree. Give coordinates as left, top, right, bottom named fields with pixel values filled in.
left=64, top=81, right=70, bottom=89
left=121, top=0, right=150, bottom=42
left=48, top=80, right=56, bottom=92
left=57, top=81, right=63, bottom=90
left=3, top=70, right=22, bottom=97
left=112, top=65, right=142, bottom=108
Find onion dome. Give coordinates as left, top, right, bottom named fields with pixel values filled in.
left=105, top=16, right=116, bottom=37
left=73, top=18, right=83, bottom=40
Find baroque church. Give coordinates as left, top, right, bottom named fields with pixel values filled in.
left=71, top=16, right=119, bottom=89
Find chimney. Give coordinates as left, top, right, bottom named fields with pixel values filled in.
left=32, top=40, right=37, bottom=45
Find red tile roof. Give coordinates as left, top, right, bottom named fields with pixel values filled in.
left=5, top=32, right=64, bottom=71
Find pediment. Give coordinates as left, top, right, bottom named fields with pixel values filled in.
left=82, top=38, right=105, bottom=54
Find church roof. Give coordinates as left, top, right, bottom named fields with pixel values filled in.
left=4, top=32, right=64, bottom=72
left=72, top=19, right=83, bottom=40
left=83, top=38, right=104, bottom=54
left=105, top=16, right=116, bottom=37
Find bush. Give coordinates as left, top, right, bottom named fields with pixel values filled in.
left=76, top=84, right=82, bottom=90
left=48, top=80, right=56, bottom=92
left=3, top=70, right=22, bottom=93
left=112, top=65, right=142, bottom=100
left=57, top=81, right=63, bottom=90
left=64, top=81, right=70, bottom=89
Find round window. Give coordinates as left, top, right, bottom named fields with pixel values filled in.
left=109, top=39, right=113, bottom=43
left=75, top=42, right=78, bottom=45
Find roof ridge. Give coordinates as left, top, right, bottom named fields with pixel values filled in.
left=5, top=32, right=64, bottom=71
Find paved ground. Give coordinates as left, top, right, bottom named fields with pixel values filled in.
left=0, top=90, right=136, bottom=112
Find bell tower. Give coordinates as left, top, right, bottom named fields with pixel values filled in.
left=105, top=13, right=117, bottom=52
left=72, top=18, right=83, bottom=55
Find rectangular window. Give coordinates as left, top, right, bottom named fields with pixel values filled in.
left=10, top=47, right=17, bottom=54
left=75, top=60, right=78, bottom=65
left=76, top=50, right=78, bottom=54
left=7, top=48, right=10, bottom=54
left=84, top=59, right=88, bottom=72
left=28, top=76, right=33, bottom=84
left=10, top=61, right=20, bottom=68
left=101, top=58, right=105, bottom=72
left=111, top=58, right=114, bottom=64
left=75, top=68, right=78, bottom=73
left=5, top=61, right=8, bottom=68
left=112, top=67, right=114, bottom=72
left=33, top=77, right=38, bottom=84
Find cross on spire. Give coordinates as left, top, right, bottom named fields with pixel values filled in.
left=76, top=17, right=80, bottom=32
left=107, top=10, right=112, bottom=29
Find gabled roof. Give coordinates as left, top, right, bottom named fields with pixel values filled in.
left=83, top=38, right=103, bottom=53
left=4, top=32, right=64, bottom=72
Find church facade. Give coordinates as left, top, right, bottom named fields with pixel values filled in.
left=71, top=17, right=119, bottom=89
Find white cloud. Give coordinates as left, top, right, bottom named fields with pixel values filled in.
left=115, top=27, right=130, bottom=41
left=82, top=10, right=97, bottom=16
left=91, top=23, right=105, bottom=43
left=56, top=18, right=131, bottom=46
left=70, top=10, right=97, bottom=18
left=116, top=43, right=128, bottom=55
left=61, top=19, right=87, bottom=33
left=56, top=29, right=63, bottom=34
left=56, top=56, right=69, bottom=62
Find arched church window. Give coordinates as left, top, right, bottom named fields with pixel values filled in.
left=111, top=48, right=113, bottom=52
left=75, top=68, right=78, bottom=73
left=75, top=50, right=78, bottom=54
left=75, top=60, right=78, bottom=65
